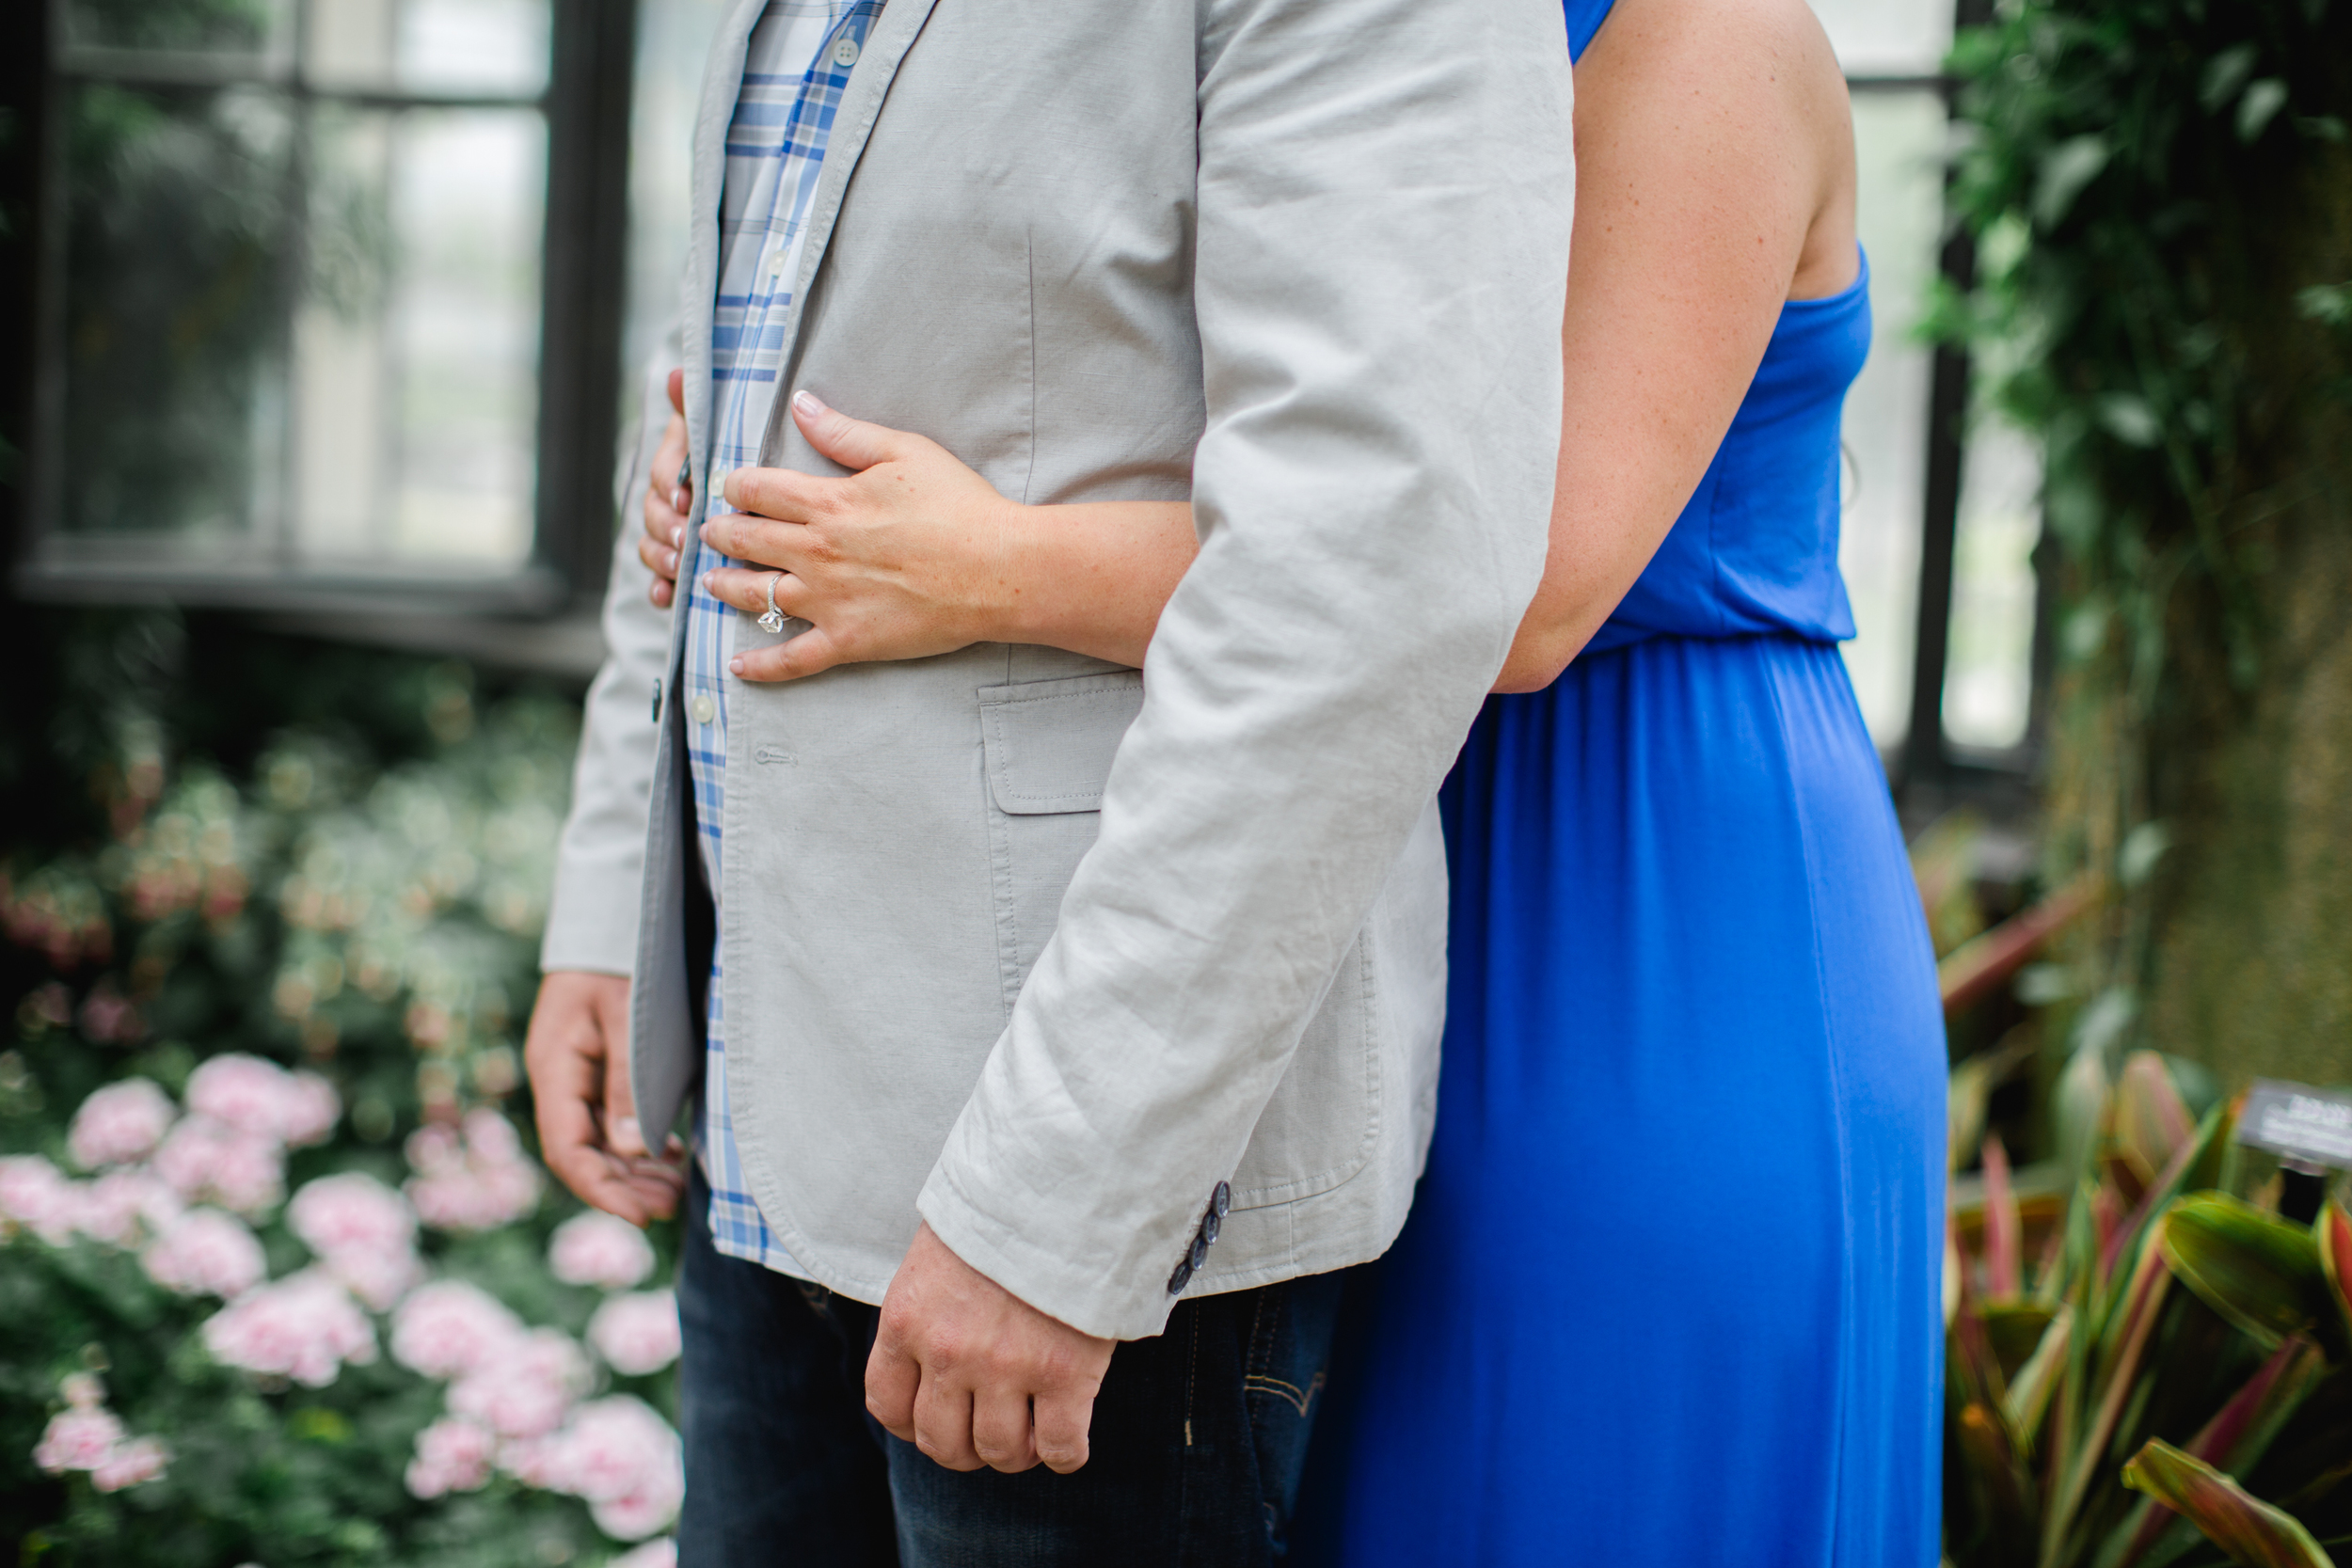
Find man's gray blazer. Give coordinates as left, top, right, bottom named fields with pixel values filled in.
left=544, top=0, right=1574, bottom=1340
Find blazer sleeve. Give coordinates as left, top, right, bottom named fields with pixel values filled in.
left=916, top=0, right=1575, bottom=1338
left=540, top=338, right=681, bottom=976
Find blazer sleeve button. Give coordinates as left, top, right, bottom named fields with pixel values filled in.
left=1212, top=1181, right=1232, bottom=1219
left=1168, top=1258, right=1194, bottom=1295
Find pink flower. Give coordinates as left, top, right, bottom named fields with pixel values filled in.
left=404, top=1416, right=497, bottom=1499
left=607, top=1540, right=676, bottom=1568
left=66, top=1079, right=176, bottom=1169
left=152, top=1117, right=285, bottom=1214
left=33, top=1407, right=124, bottom=1473
left=389, top=1280, right=524, bottom=1380
left=324, top=1246, right=422, bottom=1313
left=514, top=1396, right=683, bottom=1542
left=201, top=1271, right=377, bottom=1387
left=595, top=1481, right=687, bottom=1544
left=279, top=1072, right=340, bottom=1148
left=404, top=1123, right=464, bottom=1176
left=143, top=1208, right=266, bottom=1298
left=448, top=1329, right=587, bottom=1439
left=289, top=1173, right=416, bottom=1259
left=462, top=1108, right=523, bottom=1164
left=405, top=1112, right=542, bottom=1234
left=548, top=1211, right=656, bottom=1290
left=587, top=1291, right=680, bottom=1376
left=78, top=1169, right=182, bottom=1247
left=0, top=1155, right=80, bottom=1244
left=91, top=1435, right=169, bottom=1492
left=185, top=1054, right=294, bottom=1139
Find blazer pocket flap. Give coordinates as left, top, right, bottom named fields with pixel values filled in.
left=978, top=673, right=1144, bottom=815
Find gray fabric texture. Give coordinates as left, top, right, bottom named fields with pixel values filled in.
left=542, top=0, right=1575, bottom=1339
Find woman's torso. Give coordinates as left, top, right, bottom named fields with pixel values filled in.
left=1565, top=0, right=1870, bottom=657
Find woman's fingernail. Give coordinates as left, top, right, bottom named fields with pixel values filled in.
left=792, top=388, right=829, bottom=419
left=673, top=489, right=689, bottom=515
left=701, top=573, right=715, bottom=593
left=672, top=523, right=684, bottom=547
left=729, top=657, right=745, bottom=674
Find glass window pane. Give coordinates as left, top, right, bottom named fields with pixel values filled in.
left=294, top=107, right=545, bottom=569
left=60, top=0, right=294, bottom=62
left=1837, top=88, right=1947, bottom=748
left=622, top=0, right=733, bottom=381
left=56, top=82, right=295, bottom=551
left=1943, top=421, right=2041, bottom=752
left=1806, top=0, right=1953, bottom=76
left=305, top=0, right=550, bottom=98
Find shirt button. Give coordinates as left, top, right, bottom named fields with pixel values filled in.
left=832, top=36, right=861, bottom=67
left=691, top=693, right=716, bottom=725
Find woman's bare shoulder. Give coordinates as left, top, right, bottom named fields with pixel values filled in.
left=1581, top=0, right=1857, bottom=295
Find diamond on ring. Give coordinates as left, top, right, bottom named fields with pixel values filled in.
left=757, top=573, right=787, bottom=635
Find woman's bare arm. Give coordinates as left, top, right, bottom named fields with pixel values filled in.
left=1494, top=0, right=1855, bottom=690
left=682, top=0, right=1856, bottom=688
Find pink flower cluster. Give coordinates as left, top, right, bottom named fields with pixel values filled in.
left=32, top=1373, right=170, bottom=1492
left=143, top=1208, right=267, bottom=1299
left=393, top=1282, right=591, bottom=1444
left=390, top=1276, right=680, bottom=1538
left=449, top=1329, right=590, bottom=1440
left=187, top=1053, right=340, bottom=1148
left=548, top=1210, right=655, bottom=1290
left=67, top=1078, right=174, bottom=1168
left=609, top=1539, right=677, bottom=1568
left=1, top=1154, right=183, bottom=1250
left=405, top=1109, right=541, bottom=1233
left=587, top=1291, right=681, bottom=1377
left=288, top=1173, right=421, bottom=1310
left=404, top=1415, right=498, bottom=1499
left=507, top=1396, right=685, bottom=1542
left=201, top=1271, right=378, bottom=1387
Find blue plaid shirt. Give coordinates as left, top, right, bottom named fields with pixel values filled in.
left=685, top=0, right=882, bottom=1277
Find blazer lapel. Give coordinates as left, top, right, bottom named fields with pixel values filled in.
left=755, top=0, right=946, bottom=466
left=677, top=0, right=772, bottom=513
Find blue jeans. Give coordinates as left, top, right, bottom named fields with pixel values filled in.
left=675, top=1171, right=1349, bottom=1567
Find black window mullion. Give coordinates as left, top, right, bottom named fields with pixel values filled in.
left=534, top=0, right=639, bottom=610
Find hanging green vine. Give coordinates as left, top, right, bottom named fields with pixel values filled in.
left=1938, top=0, right=2352, bottom=1073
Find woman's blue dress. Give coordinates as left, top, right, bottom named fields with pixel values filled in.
left=1314, top=3, right=1947, bottom=1561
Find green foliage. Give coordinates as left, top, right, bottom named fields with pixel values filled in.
left=0, top=612, right=677, bottom=1567
left=1938, top=0, right=2352, bottom=1075
left=1946, top=1053, right=2352, bottom=1568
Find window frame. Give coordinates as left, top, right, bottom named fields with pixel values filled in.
left=9, top=0, right=637, bottom=619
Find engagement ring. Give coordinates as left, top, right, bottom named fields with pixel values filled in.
left=758, top=572, right=787, bottom=634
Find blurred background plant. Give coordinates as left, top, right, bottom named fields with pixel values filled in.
left=0, top=609, right=679, bottom=1568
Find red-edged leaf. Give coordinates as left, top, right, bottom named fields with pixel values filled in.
left=2114, top=1052, right=2195, bottom=1188
left=2159, top=1194, right=2329, bottom=1350
left=1985, top=1132, right=2024, bottom=1298
left=2317, top=1202, right=2352, bottom=1349
left=2049, top=1241, right=2173, bottom=1562
left=2109, top=1337, right=2330, bottom=1568
left=2122, top=1438, right=2337, bottom=1567
left=1956, top=1400, right=2040, bottom=1562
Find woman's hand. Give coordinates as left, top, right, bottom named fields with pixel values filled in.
left=639, top=369, right=692, bottom=610
left=700, top=391, right=1029, bottom=682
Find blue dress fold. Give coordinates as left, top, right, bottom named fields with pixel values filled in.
left=1317, top=7, right=1947, bottom=1558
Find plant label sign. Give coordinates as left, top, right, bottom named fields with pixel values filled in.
left=2236, top=1079, right=2352, bottom=1173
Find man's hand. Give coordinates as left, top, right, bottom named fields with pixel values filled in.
left=523, top=971, right=685, bottom=1225
left=866, top=1223, right=1113, bottom=1475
